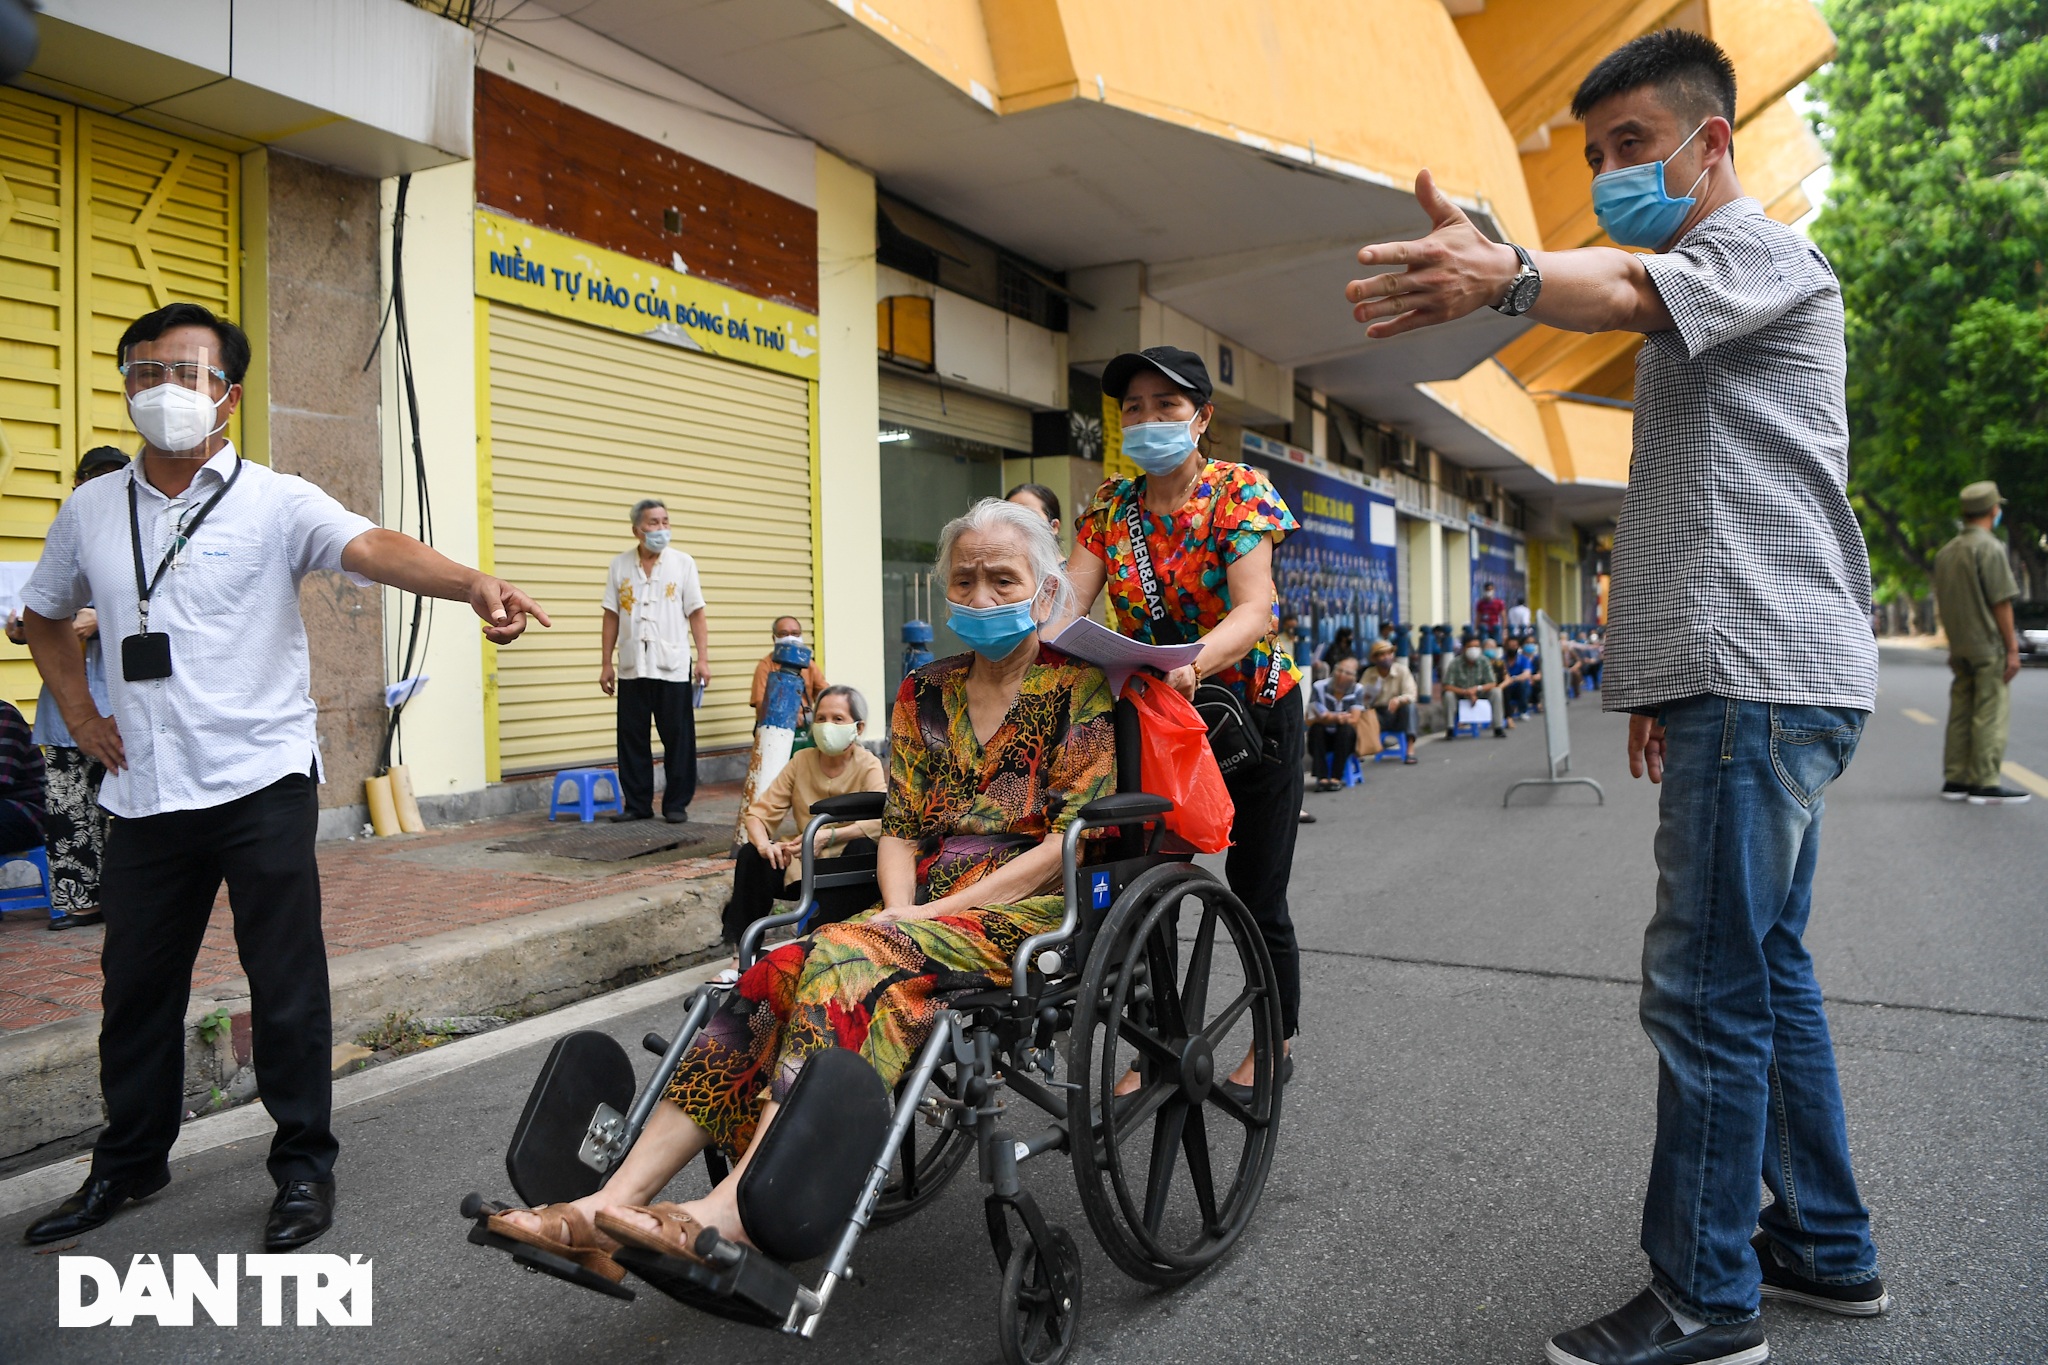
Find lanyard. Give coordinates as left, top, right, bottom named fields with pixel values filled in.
left=127, top=457, right=243, bottom=633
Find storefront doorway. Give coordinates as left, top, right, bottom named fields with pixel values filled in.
left=879, top=424, right=1009, bottom=696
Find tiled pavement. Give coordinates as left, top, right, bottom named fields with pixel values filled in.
left=0, top=784, right=743, bottom=1033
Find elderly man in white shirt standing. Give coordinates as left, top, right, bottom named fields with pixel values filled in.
left=18, top=303, right=548, bottom=1254
left=599, top=498, right=710, bottom=823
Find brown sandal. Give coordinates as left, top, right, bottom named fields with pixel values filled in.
left=486, top=1203, right=626, bottom=1283
left=594, top=1202, right=714, bottom=1263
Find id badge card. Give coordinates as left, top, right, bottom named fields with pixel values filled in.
left=122, top=631, right=173, bottom=681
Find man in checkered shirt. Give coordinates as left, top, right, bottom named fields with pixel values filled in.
left=1346, top=29, right=1884, bottom=1365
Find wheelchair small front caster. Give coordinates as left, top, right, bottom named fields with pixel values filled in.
left=997, top=1223, right=1083, bottom=1365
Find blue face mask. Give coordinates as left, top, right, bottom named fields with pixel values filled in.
left=1120, top=419, right=1199, bottom=476
left=641, top=527, right=671, bottom=552
left=1522, top=644, right=1538, bottom=657
left=1590, top=120, right=1710, bottom=250
left=947, top=598, right=1039, bottom=661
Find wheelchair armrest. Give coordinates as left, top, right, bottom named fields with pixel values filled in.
left=1076, top=792, right=1173, bottom=825
left=810, top=792, right=885, bottom=822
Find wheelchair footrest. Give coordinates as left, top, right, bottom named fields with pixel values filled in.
left=460, top=1196, right=636, bottom=1302
left=612, top=1237, right=805, bottom=1329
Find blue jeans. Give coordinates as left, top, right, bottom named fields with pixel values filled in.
left=1639, top=695, right=1880, bottom=1323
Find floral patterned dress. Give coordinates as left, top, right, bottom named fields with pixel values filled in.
left=1077, top=459, right=1303, bottom=702
left=662, top=645, right=1116, bottom=1156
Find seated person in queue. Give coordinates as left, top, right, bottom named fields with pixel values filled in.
left=719, top=685, right=885, bottom=947
left=1504, top=636, right=1541, bottom=719
left=1358, top=639, right=1419, bottom=762
left=748, top=616, right=826, bottom=725
left=1305, top=658, right=1369, bottom=791
left=486, top=497, right=1114, bottom=1274
left=1440, top=634, right=1507, bottom=739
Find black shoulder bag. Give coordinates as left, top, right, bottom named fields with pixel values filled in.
left=1122, top=494, right=1281, bottom=780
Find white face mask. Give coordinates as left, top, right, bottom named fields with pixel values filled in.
left=811, top=720, right=860, bottom=755
left=129, top=383, right=229, bottom=453
left=1464, top=647, right=1482, bottom=662
left=774, top=633, right=803, bottom=645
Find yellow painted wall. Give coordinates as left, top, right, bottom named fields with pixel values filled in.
left=379, top=162, right=488, bottom=801
left=1537, top=395, right=1635, bottom=487
left=1417, top=360, right=1558, bottom=481
left=814, top=149, right=888, bottom=728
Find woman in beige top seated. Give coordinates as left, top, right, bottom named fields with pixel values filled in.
left=719, top=684, right=885, bottom=945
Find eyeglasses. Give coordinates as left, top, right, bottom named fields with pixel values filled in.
left=118, top=360, right=230, bottom=392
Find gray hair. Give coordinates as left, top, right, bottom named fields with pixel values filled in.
left=816, top=683, right=868, bottom=726
left=935, top=497, right=1072, bottom=622
left=629, top=498, right=666, bottom=529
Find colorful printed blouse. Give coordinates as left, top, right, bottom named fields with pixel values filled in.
left=880, top=645, right=1117, bottom=903
left=1077, top=460, right=1302, bottom=702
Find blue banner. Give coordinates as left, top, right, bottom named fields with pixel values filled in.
left=1257, top=451, right=1399, bottom=668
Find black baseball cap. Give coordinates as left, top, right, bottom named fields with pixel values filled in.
left=76, top=446, right=129, bottom=478
left=1101, top=346, right=1213, bottom=404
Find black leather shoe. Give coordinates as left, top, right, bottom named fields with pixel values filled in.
left=23, top=1171, right=169, bottom=1244
left=606, top=811, right=651, bottom=823
left=46, top=909, right=103, bottom=931
left=1547, top=1287, right=1767, bottom=1365
left=662, top=809, right=689, bottom=823
left=1753, top=1232, right=1889, bottom=1316
left=264, top=1180, right=336, bottom=1251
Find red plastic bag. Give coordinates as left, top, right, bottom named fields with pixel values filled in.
left=1123, top=673, right=1235, bottom=853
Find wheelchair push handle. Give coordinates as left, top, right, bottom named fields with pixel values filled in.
left=738, top=795, right=886, bottom=970
left=1011, top=796, right=1175, bottom=1002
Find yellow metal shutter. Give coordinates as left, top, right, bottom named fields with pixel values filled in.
left=0, top=89, right=73, bottom=557
left=487, top=303, right=814, bottom=773
left=878, top=368, right=1032, bottom=450
left=76, top=111, right=240, bottom=456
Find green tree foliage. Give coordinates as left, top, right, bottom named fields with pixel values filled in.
left=1809, top=0, right=2047, bottom=599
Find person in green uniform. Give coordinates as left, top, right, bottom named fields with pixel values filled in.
left=1932, top=480, right=2028, bottom=805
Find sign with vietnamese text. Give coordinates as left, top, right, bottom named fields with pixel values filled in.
left=474, top=210, right=818, bottom=380
left=1250, top=435, right=1400, bottom=663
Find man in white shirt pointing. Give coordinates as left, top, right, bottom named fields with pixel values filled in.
left=19, top=303, right=549, bottom=1253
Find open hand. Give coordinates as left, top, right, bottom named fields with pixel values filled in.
left=1346, top=169, right=1520, bottom=338
left=872, top=902, right=942, bottom=926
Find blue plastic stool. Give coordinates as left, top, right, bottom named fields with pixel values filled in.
left=548, top=768, right=625, bottom=822
left=1373, top=731, right=1410, bottom=763
left=1339, top=755, right=1364, bottom=787
left=0, top=847, right=53, bottom=915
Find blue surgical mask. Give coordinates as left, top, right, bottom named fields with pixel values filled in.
left=641, top=527, right=672, bottom=551
left=947, top=598, right=1038, bottom=660
left=1485, top=647, right=1502, bottom=660
left=1120, top=419, right=1198, bottom=476
left=1522, top=644, right=1538, bottom=657
left=1590, top=120, right=1710, bottom=250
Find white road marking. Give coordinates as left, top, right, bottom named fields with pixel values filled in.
left=0, top=960, right=724, bottom=1221
left=1902, top=708, right=1937, bottom=726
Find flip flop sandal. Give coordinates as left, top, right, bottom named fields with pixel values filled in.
left=487, top=1203, right=626, bottom=1283
left=595, top=1203, right=716, bottom=1265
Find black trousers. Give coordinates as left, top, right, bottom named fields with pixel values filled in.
left=720, top=837, right=878, bottom=944
left=617, top=677, right=696, bottom=819
left=1305, top=720, right=1357, bottom=778
left=93, top=773, right=335, bottom=1187
left=1376, top=699, right=1417, bottom=736
left=1224, top=695, right=1304, bottom=1038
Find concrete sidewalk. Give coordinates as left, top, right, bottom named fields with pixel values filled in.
left=0, top=784, right=746, bottom=1165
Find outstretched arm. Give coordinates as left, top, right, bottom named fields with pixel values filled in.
left=341, top=528, right=551, bottom=645
left=1346, top=170, right=1673, bottom=338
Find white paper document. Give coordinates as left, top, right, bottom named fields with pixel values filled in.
left=1457, top=698, right=1493, bottom=728
left=1050, top=616, right=1203, bottom=696
left=0, top=563, right=34, bottom=623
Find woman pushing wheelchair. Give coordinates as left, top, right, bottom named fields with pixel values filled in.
left=489, top=497, right=1115, bottom=1277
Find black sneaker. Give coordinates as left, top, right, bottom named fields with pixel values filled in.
left=1966, top=784, right=2032, bottom=805
left=1546, top=1287, right=1767, bottom=1365
left=1752, top=1233, right=1890, bottom=1316
left=1941, top=782, right=1970, bottom=801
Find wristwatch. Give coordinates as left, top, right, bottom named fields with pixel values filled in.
left=1490, top=243, right=1542, bottom=317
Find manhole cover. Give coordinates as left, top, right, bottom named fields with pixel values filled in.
left=489, top=820, right=731, bottom=862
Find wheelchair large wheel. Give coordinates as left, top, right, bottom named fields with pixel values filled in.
left=871, top=1061, right=973, bottom=1226
left=1068, top=861, right=1284, bottom=1286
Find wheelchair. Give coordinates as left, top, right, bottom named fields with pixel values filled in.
left=460, top=699, right=1286, bottom=1364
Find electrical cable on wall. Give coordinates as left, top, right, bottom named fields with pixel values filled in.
left=378, top=173, right=436, bottom=774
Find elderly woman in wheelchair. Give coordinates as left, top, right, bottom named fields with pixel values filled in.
left=490, top=496, right=1115, bottom=1264
left=469, top=498, right=1285, bottom=1363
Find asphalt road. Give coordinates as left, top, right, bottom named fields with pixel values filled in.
left=3, top=646, right=2042, bottom=1364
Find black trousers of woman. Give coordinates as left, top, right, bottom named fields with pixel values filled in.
left=1224, top=695, right=1304, bottom=1038
left=721, top=837, right=878, bottom=944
